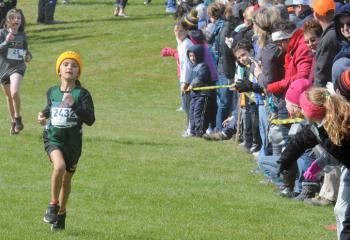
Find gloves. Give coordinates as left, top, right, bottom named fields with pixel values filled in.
left=235, top=79, right=252, bottom=93
left=160, top=47, right=176, bottom=57
left=303, top=161, right=321, bottom=181
left=251, top=83, right=264, bottom=94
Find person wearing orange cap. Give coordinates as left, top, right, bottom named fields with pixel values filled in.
left=312, top=0, right=341, bottom=87
left=38, top=51, right=95, bottom=231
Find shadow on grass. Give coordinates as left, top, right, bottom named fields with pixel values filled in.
left=27, top=13, right=171, bottom=28
left=28, top=25, right=80, bottom=33
left=29, top=33, right=96, bottom=44
left=68, top=0, right=166, bottom=6
left=85, top=136, right=176, bottom=147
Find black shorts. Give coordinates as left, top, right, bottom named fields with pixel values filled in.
left=44, top=143, right=78, bottom=173
left=1, top=76, right=10, bottom=85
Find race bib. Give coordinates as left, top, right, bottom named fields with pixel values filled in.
left=7, top=48, right=26, bottom=60
left=51, top=107, right=78, bottom=128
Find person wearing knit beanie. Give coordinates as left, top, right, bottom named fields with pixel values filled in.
left=39, top=50, right=95, bottom=232
left=335, top=69, right=350, bottom=101
left=183, top=9, right=199, bottom=30
left=332, top=57, right=350, bottom=83
left=56, top=51, right=83, bottom=77
left=285, top=78, right=313, bottom=106
left=285, top=78, right=312, bottom=117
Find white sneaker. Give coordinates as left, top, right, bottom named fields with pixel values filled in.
left=252, top=151, right=260, bottom=159
left=62, top=0, right=69, bottom=4
left=205, top=127, right=214, bottom=135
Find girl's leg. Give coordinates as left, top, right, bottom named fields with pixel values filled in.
left=50, top=149, right=66, bottom=203
left=1, top=83, right=16, bottom=134
left=51, top=170, right=73, bottom=231
left=10, top=73, right=24, bottom=132
left=1, top=83, right=15, bottom=121
left=117, top=0, right=128, bottom=16
left=114, top=0, right=120, bottom=16
left=58, top=171, right=74, bottom=213
left=44, top=149, right=66, bottom=224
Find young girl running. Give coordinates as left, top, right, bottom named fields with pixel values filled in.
left=0, top=8, right=32, bottom=134
left=38, top=51, right=95, bottom=231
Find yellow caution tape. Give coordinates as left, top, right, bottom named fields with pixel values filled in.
left=270, top=118, right=304, bottom=125
left=192, top=84, right=234, bottom=91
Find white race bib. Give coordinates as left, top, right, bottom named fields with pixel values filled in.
left=51, top=107, right=78, bottom=128
left=7, top=48, right=26, bottom=60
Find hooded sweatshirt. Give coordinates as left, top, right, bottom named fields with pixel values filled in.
left=187, top=45, right=214, bottom=96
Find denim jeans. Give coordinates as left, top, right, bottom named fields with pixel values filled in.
left=38, top=0, right=56, bottom=23
left=116, top=0, right=128, bottom=8
left=258, top=105, right=270, bottom=157
left=341, top=202, right=350, bottom=240
left=295, top=150, right=314, bottom=193
left=215, top=74, right=233, bottom=131
left=166, top=0, right=176, bottom=9
left=258, top=155, right=282, bottom=184
left=182, top=92, right=191, bottom=130
left=335, top=168, right=350, bottom=239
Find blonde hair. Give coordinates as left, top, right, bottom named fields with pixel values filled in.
left=307, top=87, right=350, bottom=146
left=253, top=7, right=281, bottom=48
left=243, top=6, right=254, bottom=26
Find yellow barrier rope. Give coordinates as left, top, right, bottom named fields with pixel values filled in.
left=191, top=84, right=234, bottom=91
left=270, top=118, right=304, bottom=125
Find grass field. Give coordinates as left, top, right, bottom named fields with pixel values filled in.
left=0, top=1, right=336, bottom=239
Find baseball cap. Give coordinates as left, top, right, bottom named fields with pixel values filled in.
left=291, top=0, right=310, bottom=6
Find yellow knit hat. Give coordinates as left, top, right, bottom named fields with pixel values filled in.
left=56, top=51, right=83, bottom=76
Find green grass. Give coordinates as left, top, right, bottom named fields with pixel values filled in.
left=0, top=1, right=335, bottom=239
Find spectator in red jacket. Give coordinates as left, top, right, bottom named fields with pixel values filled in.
left=266, top=20, right=313, bottom=94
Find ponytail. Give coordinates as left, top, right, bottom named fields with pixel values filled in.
left=307, top=87, right=350, bottom=146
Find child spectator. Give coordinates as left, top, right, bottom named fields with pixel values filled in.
left=279, top=87, right=350, bottom=238
left=186, top=45, right=216, bottom=137
left=0, top=9, right=32, bottom=134
left=38, top=51, right=95, bottom=231
left=233, top=40, right=263, bottom=153
left=174, top=21, right=194, bottom=137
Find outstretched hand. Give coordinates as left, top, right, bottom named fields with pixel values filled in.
left=37, top=112, right=46, bottom=126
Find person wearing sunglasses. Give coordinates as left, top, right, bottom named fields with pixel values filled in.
left=333, top=4, right=350, bottom=63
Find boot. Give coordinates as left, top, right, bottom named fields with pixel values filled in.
left=293, top=181, right=320, bottom=201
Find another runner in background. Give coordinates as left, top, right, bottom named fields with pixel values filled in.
left=0, top=8, right=32, bottom=135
